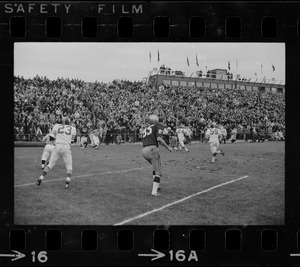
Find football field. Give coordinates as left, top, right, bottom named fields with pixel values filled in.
left=14, top=141, right=284, bottom=225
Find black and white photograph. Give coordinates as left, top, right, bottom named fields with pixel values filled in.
left=14, top=42, right=285, bottom=225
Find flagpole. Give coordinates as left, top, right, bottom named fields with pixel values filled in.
left=148, top=52, right=151, bottom=83
left=235, top=58, right=238, bottom=79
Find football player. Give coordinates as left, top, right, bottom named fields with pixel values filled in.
left=90, top=128, right=100, bottom=149
left=184, top=126, right=192, bottom=144
left=142, top=115, right=172, bottom=196
left=80, top=134, right=88, bottom=148
left=36, top=116, right=76, bottom=189
left=168, top=127, right=178, bottom=151
left=219, top=124, right=228, bottom=144
left=205, top=122, right=225, bottom=163
left=176, top=123, right=189, bottom=152
left=41, top=132, right=56, bottom=169
left=229, top=125, right=237, bottom=143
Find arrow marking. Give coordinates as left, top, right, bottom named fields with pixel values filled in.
left=138, top=249, right=165, bottom=261
left=0, top=250, right=26, bottom=261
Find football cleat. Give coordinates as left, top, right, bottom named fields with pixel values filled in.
left=221, top=150, right=225, bottom=156
left=65, top=181, right=70, bottom=189
left=36, top=178, right=42, bottom=186
left=151, top=192, right=160, bottom=197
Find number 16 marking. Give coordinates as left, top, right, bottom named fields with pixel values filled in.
left=31, top=251, right=48, bottom=263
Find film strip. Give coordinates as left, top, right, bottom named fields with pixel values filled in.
left=1, top=1, right=300, bottom=266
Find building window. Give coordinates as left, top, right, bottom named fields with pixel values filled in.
left=163, top=80, right=171, bottom=85
left=211, top=83, right=217, bottom=88
left=253, top=86, right=258, bottom=91
left=172, top=80, right=179, bottom=86
left=180, top=81, right=187, bottom=86
left=246, top=86, right=252, bottom=91
left=218, top=83, right=225, bottom=89
left=203, top=83, right=210, bottom=87
left=196, top=82, right=202, bottom=87
left=188, top=82, right=195, bottom=87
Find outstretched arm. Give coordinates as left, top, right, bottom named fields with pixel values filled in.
left=157, top=136, right=172, bottom=152
left=42, top=134, right=49, bottom=144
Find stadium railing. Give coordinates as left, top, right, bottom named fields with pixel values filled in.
left=14, top=130, right=276, bottom=144
left=14, top=134, right=43, bottom=142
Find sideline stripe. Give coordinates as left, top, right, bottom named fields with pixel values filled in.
left=15, top=167, right=146, bottom=188
left=114, top=175, right=249, bottom=226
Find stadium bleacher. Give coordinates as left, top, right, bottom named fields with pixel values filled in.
left=14, top=75, right=285, bottom=144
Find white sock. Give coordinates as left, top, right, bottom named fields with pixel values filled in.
left=39, top=175, right=44, bottom=181
left=152, top=175, right=160, bottom=195
left=66, top=177, right=71, bottom=183
left=152, top=182, right=159, bottom=195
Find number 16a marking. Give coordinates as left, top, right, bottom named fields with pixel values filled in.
left=169, top=250, right=198, bottom=262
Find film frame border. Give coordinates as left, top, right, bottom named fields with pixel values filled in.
left=1, top=1, right=300, bottom=266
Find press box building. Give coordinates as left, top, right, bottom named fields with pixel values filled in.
left=148, top=68, right=285, bottom=94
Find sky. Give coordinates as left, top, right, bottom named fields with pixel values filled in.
left=14, top=42, right=285, bottom=84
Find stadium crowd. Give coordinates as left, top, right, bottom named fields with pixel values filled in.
left=14, top=75, right=285, bottom=143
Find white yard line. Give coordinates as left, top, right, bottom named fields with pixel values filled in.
left=15, top=167, right=146, bottom=187
left=114, top=175, right=249, bottom=225
left=14, top=155, right=40, bottom=159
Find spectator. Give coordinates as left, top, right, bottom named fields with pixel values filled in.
left=14, top=75, right=285, bottom=143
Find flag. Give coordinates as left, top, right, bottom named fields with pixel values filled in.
left=272, top=63, right=275, bottom=72
left=158, top=50, right=160, bottom=62
left=261, top=64, right=263, bottom=74
left=149, top=52, right=151, bottom=63
left=196, top=54, right=199, bottom=67
left=228, top=61, right=231, bottom=70
left=187, top=57, right=190, bottom=67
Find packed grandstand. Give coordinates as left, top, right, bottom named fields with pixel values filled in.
left=14, top=75, right=285, bottom=144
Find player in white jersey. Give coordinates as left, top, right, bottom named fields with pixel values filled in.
left=90, top=128, right=100, bottom=149
left=36, top=116, right=76, bottom=189
left=228, top=126, right=237, bottom=143
left=205, top=123, right=225, bottom=163
left=80, top=135, right=88, bottom=148
left=40, top=132, right=56, bottom=169
left=176, top=124, right=189, bottom=152
left=89, top=131, right=95, bottom=147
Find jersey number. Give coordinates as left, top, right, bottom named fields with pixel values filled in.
left=210, top=129, right=219, bottom=135
left=143, top=127, right=152, bottom=138
left=58, top=125, right=72, bottom=135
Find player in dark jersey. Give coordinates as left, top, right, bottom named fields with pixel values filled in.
left=142, top=115, right=173, bottom=196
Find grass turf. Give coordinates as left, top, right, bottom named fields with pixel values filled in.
left=14, top=141, right=284, bottom=225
